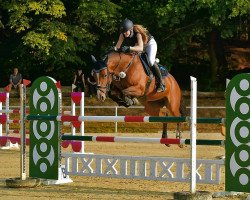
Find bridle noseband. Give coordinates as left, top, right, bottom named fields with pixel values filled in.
left=94, top=68, right=110, bottom=94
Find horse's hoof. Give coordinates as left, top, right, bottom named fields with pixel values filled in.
left=132, top=97, right=139, bottom=105
left=124, top=104, right=130, bottom=108
left=220, top=125, right=226, bottom=136
left=216, top=155, right=225, bottom=160
left=124, top=96, right=134, bottom=106
left=165, top=144, right=171, bottom=147
left=178, top=144, right=184, bottom=148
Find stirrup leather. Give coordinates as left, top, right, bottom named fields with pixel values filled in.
left=156, top=84, right=165, bottom=93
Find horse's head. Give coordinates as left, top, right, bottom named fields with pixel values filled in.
left=91, top=55, right=111, bottom=101
left=91, top=52, right=138, bottom=102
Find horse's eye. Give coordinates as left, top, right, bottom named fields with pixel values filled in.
left=103, top=74, right=108, bottom=78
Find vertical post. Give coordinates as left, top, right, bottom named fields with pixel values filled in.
left=80, top=92, right=84, bottom=153
left=190, top=77, right=197, bottom=194
left=115, top=107, right=118, bottom=133
left=0, top=95, right=2, bottom=137
left=71, top=96, right=76, bottom=136
left=226, top=78, right=230, bottom=88
left=6, top=93, right=9, bottom=136
left=20, top=84, right=26, bottom=180
left=58, top=91, right=63, bottom=170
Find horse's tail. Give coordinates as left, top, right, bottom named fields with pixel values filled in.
left=179, top=92, right=188, bottom=117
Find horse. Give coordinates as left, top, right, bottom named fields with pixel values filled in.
left=91, top=52, right=187, bottom=143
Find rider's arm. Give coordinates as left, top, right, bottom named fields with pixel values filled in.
left=130, top=33, right=143, bottom=52
left=115, top=33, right=124, bottom=49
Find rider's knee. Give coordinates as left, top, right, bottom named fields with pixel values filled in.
left=149, top=59, right=155, bottom=67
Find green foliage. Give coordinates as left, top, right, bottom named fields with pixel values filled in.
left=0, top=0, right=121, bottom=85
left=0, top=0, right=249, bottom=88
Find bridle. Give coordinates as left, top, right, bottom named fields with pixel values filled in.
left=95, top=68, right=111, bottom=94
left=94, top=52, right=137, bottom=95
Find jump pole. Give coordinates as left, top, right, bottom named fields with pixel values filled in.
left=27, top=115, right=224, bottom=124
left=190, top=76, right=197, bottom=194
left=61, top=135, right=224, bottom=146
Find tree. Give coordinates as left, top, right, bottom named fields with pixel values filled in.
left=155, top=0, right=250, bottom=88
left=0, top=0, right=121, bottom=85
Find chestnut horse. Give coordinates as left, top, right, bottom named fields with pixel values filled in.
left=91, top=52, right=186, bottom=141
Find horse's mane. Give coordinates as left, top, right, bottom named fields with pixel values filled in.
left=109, top=52, right=137, bottom=60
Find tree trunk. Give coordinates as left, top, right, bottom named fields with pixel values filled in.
left=208, top=30, right=218, bottom=84
left=208, top=29, right=228, bottom=88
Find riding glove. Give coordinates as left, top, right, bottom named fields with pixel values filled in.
left=109, top=46, right=118, bottom=52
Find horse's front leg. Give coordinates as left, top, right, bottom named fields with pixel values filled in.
left=122, top=85, right=144, bottom=97
left=122, top=85, right=144, bottom=106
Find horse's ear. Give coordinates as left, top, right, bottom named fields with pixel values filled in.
left=91, top=55, right=97, bottom=63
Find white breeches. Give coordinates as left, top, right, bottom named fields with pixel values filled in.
left=145, top=38, right=157, bottom=66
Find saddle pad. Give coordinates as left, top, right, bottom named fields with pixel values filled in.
left=159, top=64, right=169, bottom=77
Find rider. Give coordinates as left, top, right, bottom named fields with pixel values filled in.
left=115, top=19, right=165, bottom=93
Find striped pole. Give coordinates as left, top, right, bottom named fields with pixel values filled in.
left=27, top=115, right=188, bottom=123
left=0, top=136, right=30, bottom=146
left=0, top=109, right=29, bottom=114
left=61, top=135, right=224, bottom=146
left=0, top=94, right=2, bottom=137
left=26, top=115, right=224, bottom=124
left=0, top=109, right=21, bottom=114
left=8, top=129, right=29, bottom=134
left=197, top=117, right=224, bottom=124
left=7, top=120, right=21, bottom=124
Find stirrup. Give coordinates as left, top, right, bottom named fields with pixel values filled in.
left=156, top=84, right=165, bottom=93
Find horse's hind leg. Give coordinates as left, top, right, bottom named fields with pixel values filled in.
left=167, top=99, right=184, bottom=147
left=162, top=123, right=171, bottom=147
left=176, top=94, right=187, bottom=140
left=159, top=107, right=171, bottom=147
left=176, top=123, right=182, bottom=139
left=145, top=102, right=171, bottom=147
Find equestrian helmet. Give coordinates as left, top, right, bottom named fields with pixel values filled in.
left=120, top=19, right=133, bottom=33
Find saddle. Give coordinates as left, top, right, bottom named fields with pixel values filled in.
left=139, top=53, right=169, bottom=78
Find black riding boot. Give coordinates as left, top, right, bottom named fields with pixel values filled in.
left=152, top=62, right=165, bottom=92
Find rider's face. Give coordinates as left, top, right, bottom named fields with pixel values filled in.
left=123, top=30, right=131, bottom=38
